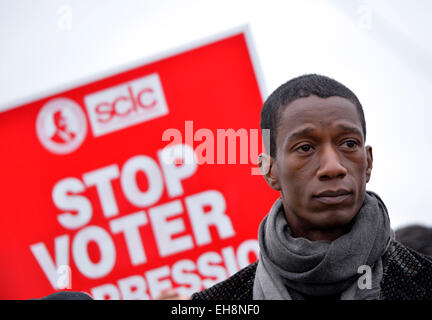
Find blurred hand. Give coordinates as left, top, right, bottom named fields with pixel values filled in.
left=155, top=288, right=190, bottom=300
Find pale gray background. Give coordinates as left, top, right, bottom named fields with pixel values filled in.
left=0, top=0, right=431, bottom=229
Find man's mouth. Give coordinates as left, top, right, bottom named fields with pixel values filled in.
left=313, top=189, right=352, bottom=205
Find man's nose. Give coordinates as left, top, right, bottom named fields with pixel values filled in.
left=316, top=145, right=347, bottom=180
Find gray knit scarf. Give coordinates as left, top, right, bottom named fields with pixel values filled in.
left=253, top=191, right=394, bottom=300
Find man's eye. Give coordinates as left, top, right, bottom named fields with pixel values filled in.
left=296, top=144, right=313, bottom=153
left=343, top=140, right=358, bottom=149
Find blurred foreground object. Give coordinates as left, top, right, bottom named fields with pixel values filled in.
left=35, top=291, right=93, bottom=300
left=35, top=288, right=189, bottom=300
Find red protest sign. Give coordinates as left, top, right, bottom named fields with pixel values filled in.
left=0, top=26, right=277, bottom=299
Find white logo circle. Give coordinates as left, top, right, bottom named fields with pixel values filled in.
left=36, top=98, right=87, bottom=154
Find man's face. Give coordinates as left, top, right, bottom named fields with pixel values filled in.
left=270, top=95, right=373, bottom=236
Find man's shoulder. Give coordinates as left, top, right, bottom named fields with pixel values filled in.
left=191, top=262, right=258, bottom=300
left=381, top=240, right=432, bottom=300
left=191, top=241, right=432, bottom=300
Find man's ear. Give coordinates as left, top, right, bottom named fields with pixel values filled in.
left=365, top=145, right=373, bottom=183
left=258, top=153, right=281, bottom=191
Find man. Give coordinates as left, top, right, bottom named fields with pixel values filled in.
left=50, top=110, right=76, bottom=144
left=191, top=74, right=432, bottom=300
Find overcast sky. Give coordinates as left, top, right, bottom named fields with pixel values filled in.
left=1, top=0, right=431, bottom=229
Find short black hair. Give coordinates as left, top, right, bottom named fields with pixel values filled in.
left=395, top=225, right=432, bottom=256
left=260, top=74, right=366, bottom=157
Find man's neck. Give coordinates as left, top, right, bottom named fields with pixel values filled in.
left=283, top=208, right=353, bottom=241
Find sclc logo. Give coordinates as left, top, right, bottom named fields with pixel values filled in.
left=36, top=98, right=87, bottom=155
left=95, top=85, right=157, bottom=123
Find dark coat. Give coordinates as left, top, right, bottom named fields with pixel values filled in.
left=191, top=240, right=432, bottom=300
